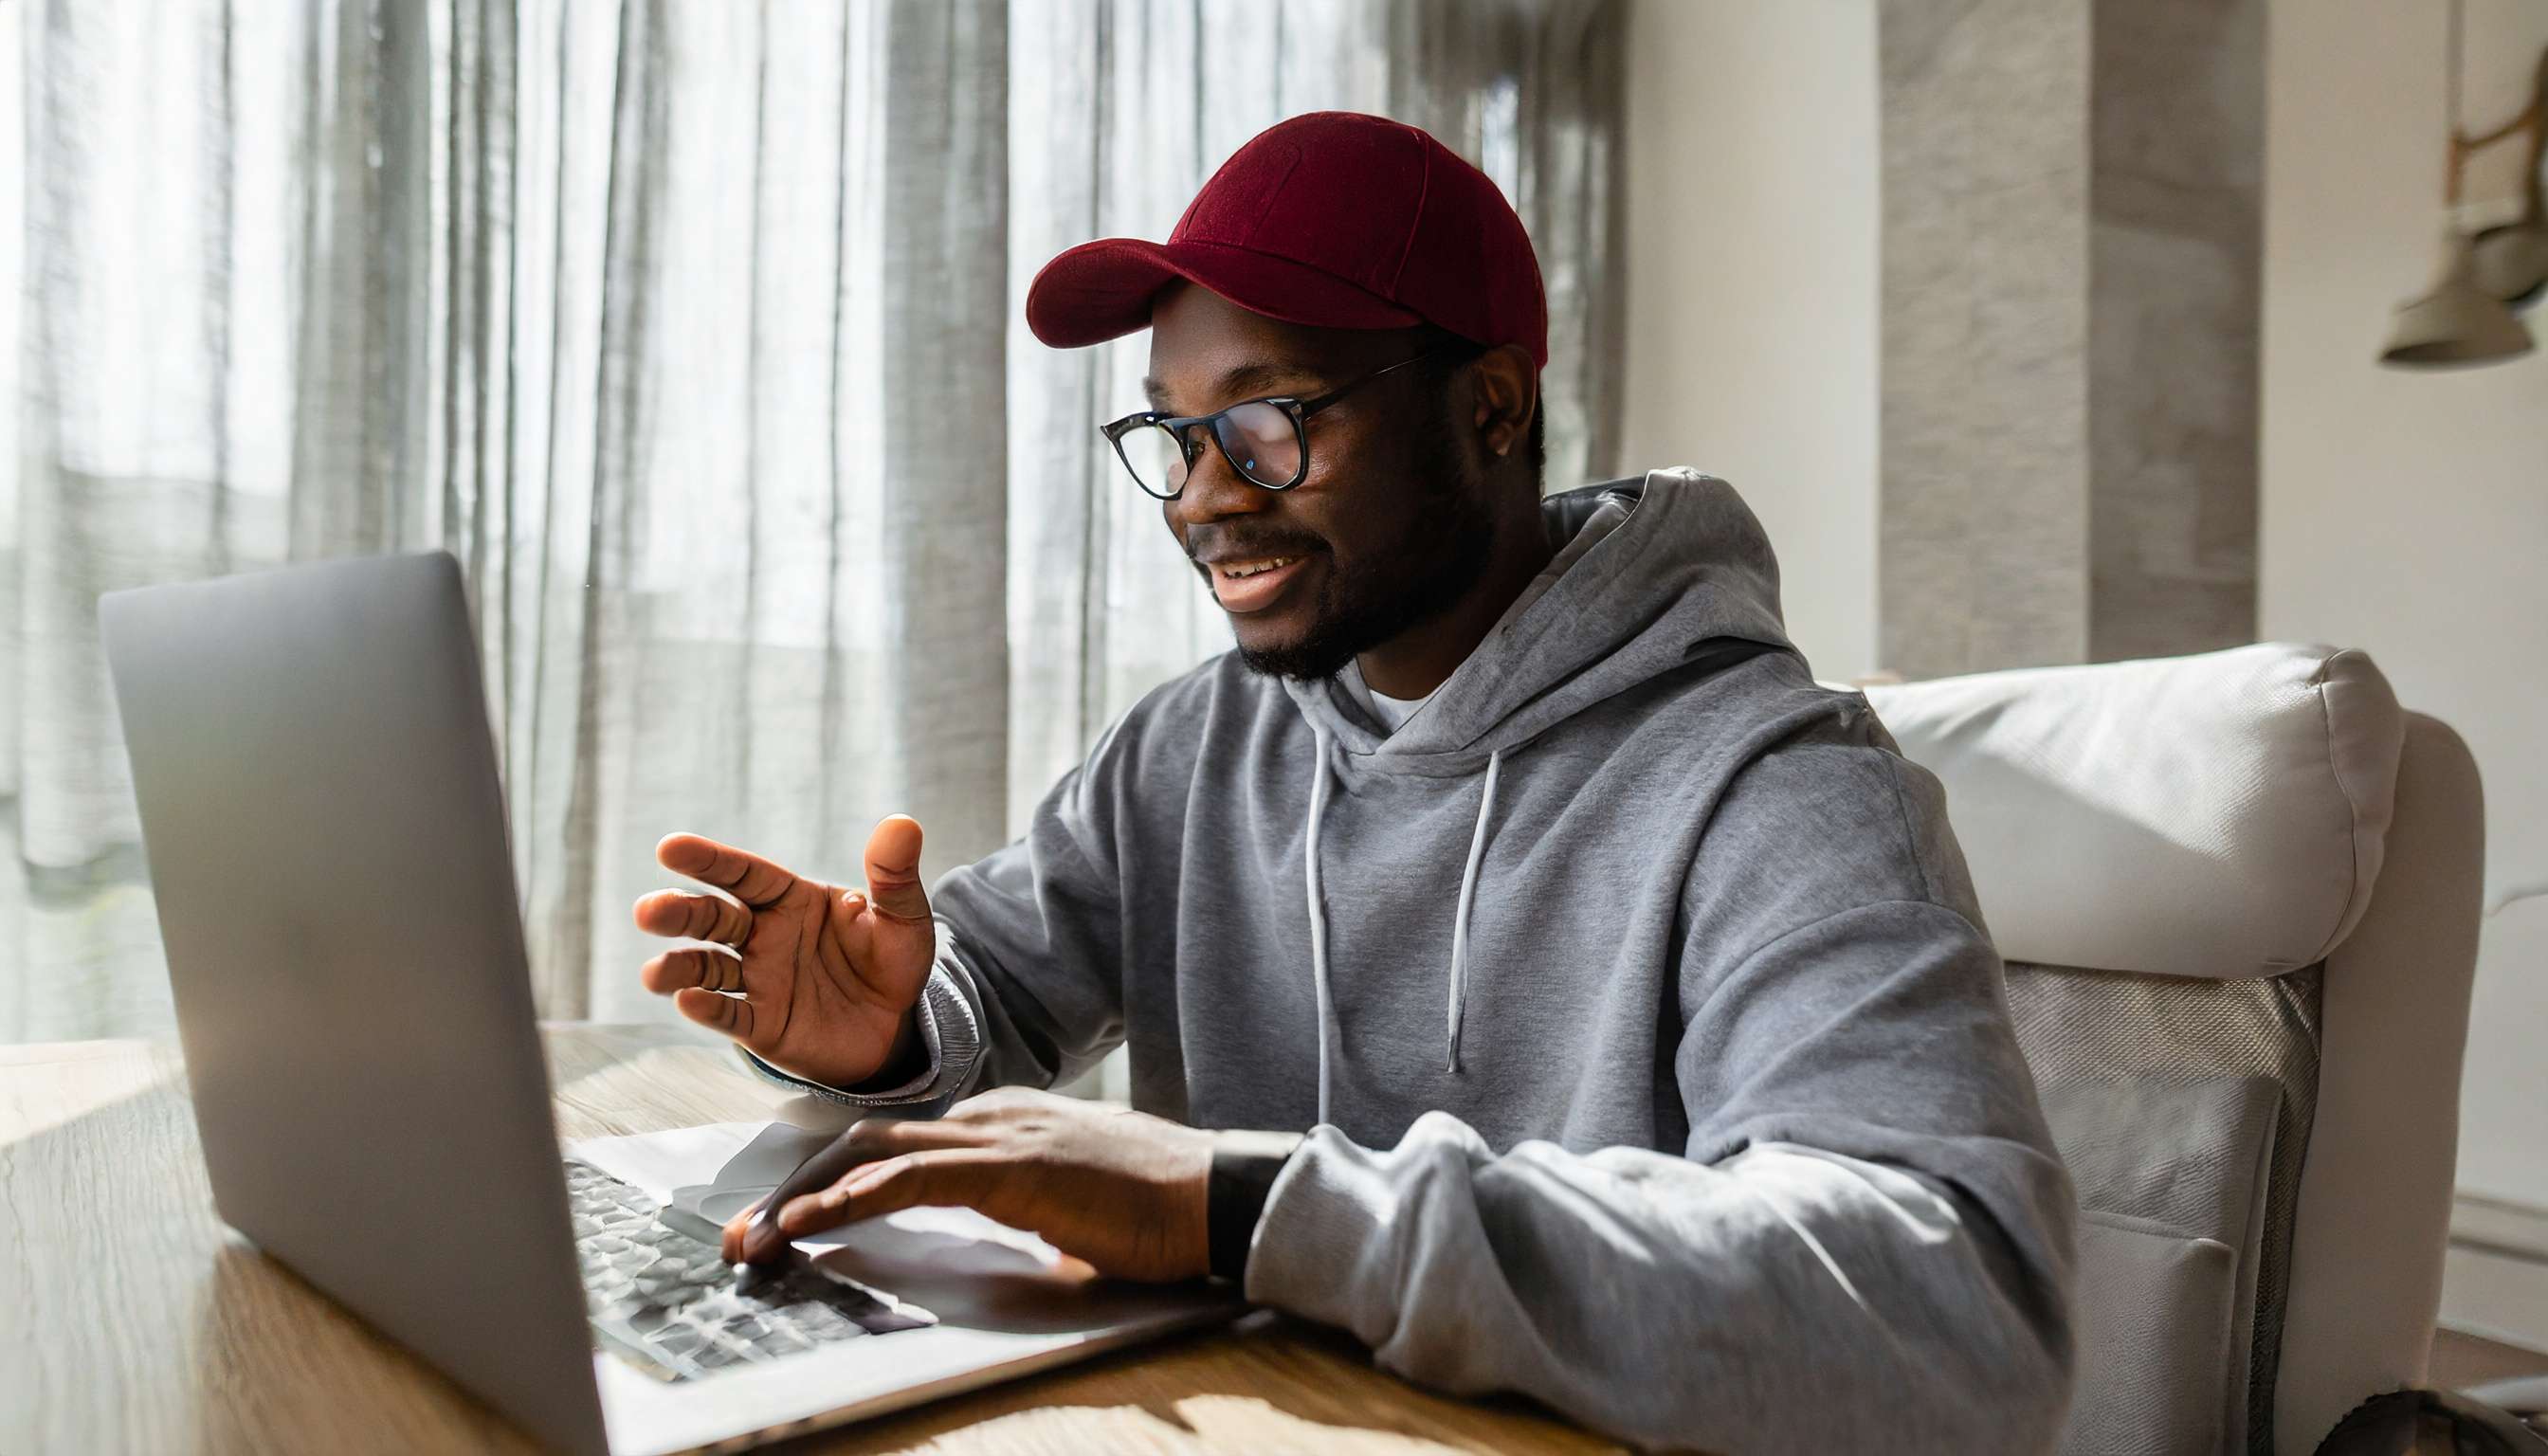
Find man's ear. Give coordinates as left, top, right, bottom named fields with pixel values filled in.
left=1467, top=344, right=1538, bottom=460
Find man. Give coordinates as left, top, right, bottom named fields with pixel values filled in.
left=635, top=111, right=2078, bottom=1452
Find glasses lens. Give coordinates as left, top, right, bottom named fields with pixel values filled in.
left=1217, top=402, right=1302, bottom=487
left=1117, top=421, right=1192, bottom=499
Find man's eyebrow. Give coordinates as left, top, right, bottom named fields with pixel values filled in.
left=1142, top=360, right=1321, bottom=413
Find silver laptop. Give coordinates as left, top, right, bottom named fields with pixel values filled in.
left=100, top=551, right=1243, bottom=1456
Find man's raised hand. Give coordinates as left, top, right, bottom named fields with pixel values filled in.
left=633, top=816, right=937, bottom=1089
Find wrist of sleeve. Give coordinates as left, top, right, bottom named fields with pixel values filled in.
left=735, top=946, right=983, bottom=1112
left=1242, top=1113, right=1500, bottom=1337
left=1207, top=1130, right=1304, bottom=1283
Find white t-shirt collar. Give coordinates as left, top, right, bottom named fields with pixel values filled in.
left=1338, top=656, right=1436, bottom=734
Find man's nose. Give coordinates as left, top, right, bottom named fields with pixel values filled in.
left=1165, top=431, right=1270, bottom=530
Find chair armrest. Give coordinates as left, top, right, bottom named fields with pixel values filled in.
left=2313, top=1387, right=2548, bottom=1454
left=2464, top=1375, right=2548, bottom=1421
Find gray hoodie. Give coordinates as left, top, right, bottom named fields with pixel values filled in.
left=752, top=467, right=2080, bottom=1453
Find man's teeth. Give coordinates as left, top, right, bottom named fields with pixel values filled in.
left=1221, top=555, right=1299, bottom=579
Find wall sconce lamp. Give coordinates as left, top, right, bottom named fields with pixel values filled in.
left=2381, top=2, right=2548, bottom=368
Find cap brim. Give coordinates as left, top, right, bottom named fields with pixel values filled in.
left=1025, top=238, right=1423, bottom=350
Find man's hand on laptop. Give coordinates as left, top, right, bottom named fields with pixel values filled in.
left=633, top=816, right=936, bottom=1090
left=721, top=1087, right=1215, bottom=1283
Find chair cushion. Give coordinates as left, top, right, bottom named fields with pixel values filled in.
left=1863, top=644, right=2404, bottom=978
left=2005, top=965, right=2324, bottom=1454
left=2041, top=1077, right=2284, bottom=1455
left=2067, top=1212, right=2245, bottom=1454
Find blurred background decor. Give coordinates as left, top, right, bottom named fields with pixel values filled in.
left=2379, top=0, right=2547, bottom=367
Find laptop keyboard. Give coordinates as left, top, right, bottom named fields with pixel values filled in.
left=567, top=1159, right=929, bottom=1382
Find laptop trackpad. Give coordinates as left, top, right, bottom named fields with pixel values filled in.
left=678, top=1120, right=836, bottom=1218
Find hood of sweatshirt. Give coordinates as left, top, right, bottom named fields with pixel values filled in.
left=1274, top=468, right=1801, bottom=1119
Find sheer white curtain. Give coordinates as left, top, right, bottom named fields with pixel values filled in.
left=1, top=0, right=1622, bottom=1044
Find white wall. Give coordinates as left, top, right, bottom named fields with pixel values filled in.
left=1619, top=0, right=1880, bottom=682
left=2261, top=0, right=2548, bottom=1220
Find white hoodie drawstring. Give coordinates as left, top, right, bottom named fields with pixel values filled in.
left=1303, top=724, right=1338, bottom=1126
left=1447, top=747, right=1502, bottom=1073
left=1302, top=732, right=1507, bottom=1118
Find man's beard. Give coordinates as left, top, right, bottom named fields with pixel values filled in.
left=1236, top=407, right=1498, bottom=682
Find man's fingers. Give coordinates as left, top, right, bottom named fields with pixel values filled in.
left=838, top=1115, right=991, bottom=1156
left=722, top=1199, right=767, bottom=1262
left=729, top=1118, right=986, bottom=1261
left=776, top=1148, right=1008, bottom=1235
left=772, top=1118, right=980, bottom=1215
left=655, top=833, right=802, bottom=910
left=641, top=946, right=743, bottom=995
left=672, top=987, right=755, bottom=1041
left=632, top=889, right=752, bottom=946
left=861, top=815, right=932, bottom=922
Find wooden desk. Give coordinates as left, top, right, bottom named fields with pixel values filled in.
left=0, top=1026, right=1620, bottom=1454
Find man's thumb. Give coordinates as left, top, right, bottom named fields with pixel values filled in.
left=861, top=814, right=932, bottom=924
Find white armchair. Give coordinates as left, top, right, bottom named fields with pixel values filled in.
left=1866, top=644, right=2487, bottom=1456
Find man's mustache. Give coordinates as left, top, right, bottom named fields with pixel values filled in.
left=1184, top=532, right=1328, bottom=566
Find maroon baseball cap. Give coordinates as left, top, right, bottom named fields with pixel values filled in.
left=1026, top=111, right=1548, bottom=369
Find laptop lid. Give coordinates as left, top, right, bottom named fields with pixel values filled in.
left=100, top=551, right=608, bottom=1456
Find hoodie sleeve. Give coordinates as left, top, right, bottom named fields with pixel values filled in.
left=1239, top=729, right=2082, bottom=1454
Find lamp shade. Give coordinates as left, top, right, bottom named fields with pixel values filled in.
left=2469, top=215, right=2548, bottom=310
left=2380, top=232, right=2537, bottom=366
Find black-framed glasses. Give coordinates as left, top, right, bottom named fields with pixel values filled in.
left=1099, top=347, right=1451, bottom=500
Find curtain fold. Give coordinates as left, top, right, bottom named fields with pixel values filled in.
left=2, top=0, right=1622, bottom=1043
